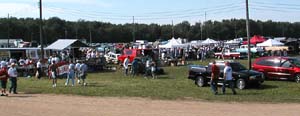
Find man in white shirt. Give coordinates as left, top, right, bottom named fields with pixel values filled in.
left=75, top=60, right=82, bottom=84
left=36, top=60, right=42, bottom=79
left=222, top=62, right=237, bottom=95
left=8, top=63, right=18, bottom=94
left=123, top=56, right=130, bottom=76
left=65, top=61, right=75, bottom=86
left=144, top=58, right=151, bottom=78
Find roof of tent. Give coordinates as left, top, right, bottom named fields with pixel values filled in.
left=46, top=39, right=88, bottom=50
left=201, top=38, right=218, bottom=44
left=243, top=35, right=266, bottom=44
left=257, top=39, right=284, bottom=47
left=159, top=38, right=187, bottom=48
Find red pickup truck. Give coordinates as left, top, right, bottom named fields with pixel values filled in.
left=214, top=49, right=246, bottom=59
left=118, top=49, right=159, bottom=64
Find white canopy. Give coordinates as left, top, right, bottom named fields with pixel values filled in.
left=159, top=38, right=187, bottom=48
left=46, top=39, right=88, bottom=50
left=201, top=38, right=218, bottom=44
left=257, top=39, right=284, bottom=47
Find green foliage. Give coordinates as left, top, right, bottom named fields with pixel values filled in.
left=17, top=60, right=300, bottom=103
left=0, top=17, right=299, bottom=43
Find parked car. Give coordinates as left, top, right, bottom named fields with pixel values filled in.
left=104, top=52, right=120, bottom=64
left=188, top=60, right=264, bottom=89
left=214, top=49, right=247, bottom=59
left=236, top=44, right=264, bottom=55
left=252, top=56, right=300, bottom=82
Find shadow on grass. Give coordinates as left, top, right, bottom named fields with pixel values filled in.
left=88, top=69, right=117, bottom=74
left=7, top=95, right=36, bottom=98
left=85, top=82, right=108, bottom=88
left=157, top=76, right=175, bottom=79
left=247, top=84, right=278, bottom=90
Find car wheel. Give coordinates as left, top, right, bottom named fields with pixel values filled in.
left=295, top=74, right=300, bottom=83
left=195, top=76, right=206, bottom=87
left=236, top=79, right=246, bottom=90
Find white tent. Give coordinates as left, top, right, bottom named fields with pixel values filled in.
left=201, top=38, right=218, bottom=44
left=159, top=38, right=187, bottom=48
left=46, top=39, right=88, bottom=50
left=257, top=39, right=284, bottom=47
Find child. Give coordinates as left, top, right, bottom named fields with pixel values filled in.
left=49, top=61, right=58, bottom=87
left=151, top=62, right=157, bottom=79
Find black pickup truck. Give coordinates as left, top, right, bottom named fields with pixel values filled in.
left=188, top=61, right=264, bottom=89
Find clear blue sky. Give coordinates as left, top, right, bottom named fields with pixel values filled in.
left=0, top=0, right=299, bottom=24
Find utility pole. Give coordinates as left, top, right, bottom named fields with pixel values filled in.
left=65, top=29, right=68, bottom=39
left=39, top=0, right=44, bottom=60
left=89, top=25, right=92, bottom=45
left=234, top=21, right=237, bottom=38
left=172, top=20, right=175, bottom=38
left=246, top=0, right=251, bottom=69
left=7, top=14, right=10, bottom=48
left=200, top=20, right=203, bottom=40
left=132, top=16, right=135, bottom=43
left=205, top=11, right=208, bottom=38
left=75, top=23, right=78, bottom=39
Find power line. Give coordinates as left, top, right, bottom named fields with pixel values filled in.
left=136, top=7, right=244, bottom=21
left=250, top=3, right=300, bottom=11
left=139, top=1, right=243, bottom=15
left=46, top=5, right=244, bottom=21
left=46, top=8, right=132, bottom=21
left=251, top=1, right=300, bottom=7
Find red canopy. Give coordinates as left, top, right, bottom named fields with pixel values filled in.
left=243, top=35, right=266, bottom=45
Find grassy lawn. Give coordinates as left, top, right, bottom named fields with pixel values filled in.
left=17, top=59, right=300, bottom=103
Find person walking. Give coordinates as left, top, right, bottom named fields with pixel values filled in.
left=150, top=62, right=157, bottom=79
left=36, top=60, right=42, bottom=79
left=131, top=58, right=138, bottom=77
left=75, top=60, right=82, bottom=84
left=79, top=61, right=88, bottom=86
left=49, top=61, right=58, bottom=87
left=8, top=63, right=18, bottom=94
left=123, top=56, right=130, bottom=76
left=222, top=62, right=237, bottom=95
left=211, top=61, right=220, bottom=95
left=65, top=61, right=75, bottom=86
left=0, top=63, right=9, bottom=96
left=144, top=58, right=151, bottom=79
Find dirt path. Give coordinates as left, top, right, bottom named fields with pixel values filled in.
left=0, top=94, right=300, bottom=116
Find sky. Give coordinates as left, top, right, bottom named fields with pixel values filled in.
left=0, top=0, right=299, bottom=25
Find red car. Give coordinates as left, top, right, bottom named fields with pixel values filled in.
left=252, top=56, right=300, bottom=82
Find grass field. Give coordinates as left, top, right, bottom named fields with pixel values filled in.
left=17, top=59, right=300, bottom=103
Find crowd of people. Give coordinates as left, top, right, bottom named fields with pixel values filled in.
left=47, top=53, right=88, bottom=88
left=122, top=56, right=157, bottom=79
left=0, top=50, right=91, bottom=96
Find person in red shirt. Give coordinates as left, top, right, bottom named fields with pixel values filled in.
left=211, top=61, right=220, bottom=95
left=0, top=65, right=9, bottom=96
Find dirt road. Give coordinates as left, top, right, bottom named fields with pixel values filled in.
left=0, top=94, right=299, bottom=116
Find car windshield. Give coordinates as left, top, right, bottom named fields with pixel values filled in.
left=231, top=63, right=247, bottom=71
left=289, top=58, right=300, bottom=67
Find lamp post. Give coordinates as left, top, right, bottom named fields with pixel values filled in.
left=246, top=0, right=251, bottom=69
left=39, top=0, right=44, bottom=60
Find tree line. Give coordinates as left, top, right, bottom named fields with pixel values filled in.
left=0, top=17, right=299, bottom=44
